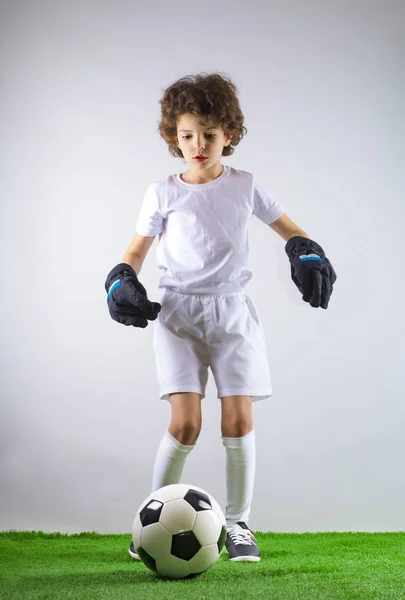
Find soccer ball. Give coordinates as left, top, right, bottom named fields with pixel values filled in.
left=132, top=483, right=227, bottom=579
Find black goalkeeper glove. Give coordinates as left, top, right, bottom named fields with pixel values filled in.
left=285, top=236, right=337, bottom=309
left=105, top=263, right=161, bottom=327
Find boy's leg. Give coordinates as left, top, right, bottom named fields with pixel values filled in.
left=221, top=395, right=260, bottom=562
left=130, top=392, right=201, bottom=560
left=221, top=395, right=255, bottom=527
left=152, top=392, right=202, bottom=490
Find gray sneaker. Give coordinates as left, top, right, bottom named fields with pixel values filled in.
left=128, top=541, right=141, bottom=561
left=225, top=522, right=261, bottom=562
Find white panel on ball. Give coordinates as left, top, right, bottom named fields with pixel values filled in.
left=131, top=513, right=143, bottom=549
left=155, top=554, right=191, bottom=579
left=209, top=495, right=227, bottom=527
left=159, top=498, right=197, bottom=534
left=193, top=510, right=222, bottom=546
left=152, top=484, right=192, bottom=503
left=141, top=522, right=172, bottom=558
left=189, top=543, right=220, bottom=574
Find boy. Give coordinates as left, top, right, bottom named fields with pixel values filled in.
left=105, top=73, right=336, bottom=562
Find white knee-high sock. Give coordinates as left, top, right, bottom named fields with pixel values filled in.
left=151, top=429, right=196, bottom=492
left=221, top=429, right=256, bottom=530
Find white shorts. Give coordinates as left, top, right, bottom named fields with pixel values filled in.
left=152, top=289, right=273, bottom=402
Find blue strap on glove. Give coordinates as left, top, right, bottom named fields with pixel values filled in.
left=105, top=263, right=161, bottom=327
left=285, top=236, right=337, bottom=309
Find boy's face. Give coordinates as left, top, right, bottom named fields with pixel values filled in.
left=176, top=113, right=232, bottom=169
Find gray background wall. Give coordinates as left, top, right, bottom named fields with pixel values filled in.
left=1, top=0, right=404, bottom=534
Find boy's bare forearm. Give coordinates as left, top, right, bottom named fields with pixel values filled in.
left=120, top=251, right=143, bottom=275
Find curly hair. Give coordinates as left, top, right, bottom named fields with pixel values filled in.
left=157, top=72, right=247, bottom=158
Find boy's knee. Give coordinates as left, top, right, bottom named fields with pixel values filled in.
left=169, top=421, right=201, bottom=445
left=221, top=418, right=253, bottom=438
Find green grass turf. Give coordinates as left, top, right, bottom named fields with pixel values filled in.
left=1, top=531, right=405, bottom=600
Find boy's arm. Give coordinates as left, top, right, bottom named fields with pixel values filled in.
left=121, top=232, right=156, bottom=275
left=269, top=213, right=310, bottom=241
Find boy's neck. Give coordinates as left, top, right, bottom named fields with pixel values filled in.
left=180, top=163, right=224, bottom=185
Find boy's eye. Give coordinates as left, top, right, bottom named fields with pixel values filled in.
left=182, top=134, right=216, bottom=140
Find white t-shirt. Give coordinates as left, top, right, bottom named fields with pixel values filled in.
left=135, top=165, right=285, bottom=295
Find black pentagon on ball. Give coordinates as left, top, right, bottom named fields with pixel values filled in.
left=184, top=489, right=212, bottom=511
left=171, top=530, right=201, bottom=560
left=137, top=547, right=157, bottom=572
left=217, top=525, right=226, bottom=553
left=139, top=499, right=164, bottom=527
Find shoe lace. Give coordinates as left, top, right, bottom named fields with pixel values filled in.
left=229, top=528, right=254, bottom=546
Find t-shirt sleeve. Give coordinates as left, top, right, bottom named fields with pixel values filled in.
left=135, top=185, right=165, bottom=236
left=252, top=175, right=285, bottom=225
